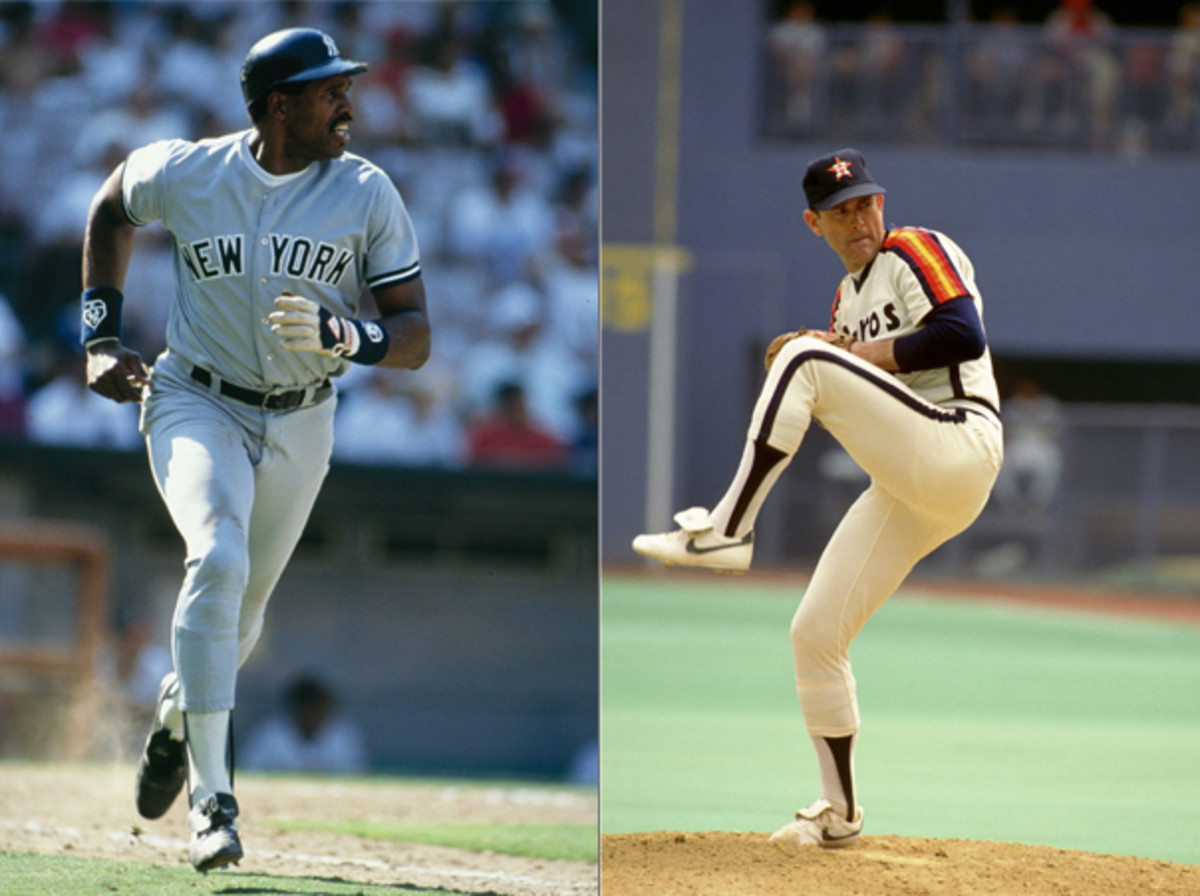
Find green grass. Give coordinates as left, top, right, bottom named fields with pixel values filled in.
left=265, top=818, right=598, bottom=862
left=0, top=852, right=448, bottom=895
left=600, top=574, right=1200, bottom=866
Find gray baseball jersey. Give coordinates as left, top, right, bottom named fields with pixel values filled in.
left=122, top=129, right=420, bottom=388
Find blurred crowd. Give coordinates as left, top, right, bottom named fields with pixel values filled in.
left=0, top=0, right=598, bottom=474
left=765, top=0, right=1200, bottom=155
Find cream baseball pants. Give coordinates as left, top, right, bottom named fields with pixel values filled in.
left=711, top=335, right=1003, bottom=736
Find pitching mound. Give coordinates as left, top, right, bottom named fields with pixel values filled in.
left=601, top=831, right=1200, bottom=896
left=0, top=763, right=596, bottom=895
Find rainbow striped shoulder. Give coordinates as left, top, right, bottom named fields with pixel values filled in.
left=882, top=227, right=969, bottom=305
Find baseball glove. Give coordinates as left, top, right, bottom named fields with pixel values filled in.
left=764, top=328, right=853, bottom=371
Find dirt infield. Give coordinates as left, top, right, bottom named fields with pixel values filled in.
left=601, top=830, right=1200, bottom=896
left=0, top=762, right=597, bottom=894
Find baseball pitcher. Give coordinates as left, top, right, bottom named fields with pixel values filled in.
left=82, top=28, right=430, bottom=872
left=634, top=149, right=1002, bottom=850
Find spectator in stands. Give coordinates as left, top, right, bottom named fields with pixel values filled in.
left=333, top=363, right=467, bottom=467
left=32, top=0, right=113, bottom=79
left=73, top=6, right=144, bottom=105
left=406, top=29, right=499, bottom=146
left=353, top=26, right=419, bottom=146
left=540, top=165, right=599, bottom=371
left=1027, top=0, right=1119, bottom=147
left=445, top=149, right=556, bottom=284
left=1120, top=35, right=1168, bottom=156
left=766, top=0, right=827, bottom=135
left=0, top=1, right=57, bottom=96
left=242, top=675, right=368, bottom=775
left=74, top=84, right=191, bottom=169
left=152, top=6, right=243, bottom=131
left=461, top=281, right=591, bottom=443
left=831, top=9, right=906, bottom=135
left=993, top=378, right=1064, bottom=512
left=489, top=5, right=572, bottom=150
left=491, top=44, right=562, bottom=151
left=1166, top=3, right=1200, bottom=140
left=503, top=4, right=574, bottom=91
left=467, top=380, right=566, bottom=471
left=965, top=6, right=1031, bottom=132
left=550, top=163, right=597, bottom=268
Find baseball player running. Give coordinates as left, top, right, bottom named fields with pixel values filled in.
left=82, top=28, right=430, bottom=872
left=634, top=149, right=1002, bottom=849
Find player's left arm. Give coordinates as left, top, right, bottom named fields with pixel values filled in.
left=850, top=296, right=985, bottom=372
left=370, top=276, right=431, bottom=370
left=268, top=277, right=431, bottom=370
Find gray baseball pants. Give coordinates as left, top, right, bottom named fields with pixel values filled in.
left=140, top=349, right=335, bottom=713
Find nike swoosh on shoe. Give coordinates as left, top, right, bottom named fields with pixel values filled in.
left=822, top=828, right=860, bottom=843
left=685, top=533, right=753, bottom=555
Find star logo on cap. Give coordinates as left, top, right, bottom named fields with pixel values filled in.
left=828, top=157, right=853, bottom=181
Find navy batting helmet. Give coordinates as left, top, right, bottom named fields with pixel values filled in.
left=241, top=28, right=368, bottom=110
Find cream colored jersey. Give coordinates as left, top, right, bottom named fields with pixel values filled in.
left=829, top=227, right=1000, bottom=422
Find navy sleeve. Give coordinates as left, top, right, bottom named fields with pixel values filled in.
left=892, top=295, right=986, bottom=373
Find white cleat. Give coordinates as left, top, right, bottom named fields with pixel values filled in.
left=631, top=506, right=753, bottom=574
left=769, top=798, right=864, bottom=851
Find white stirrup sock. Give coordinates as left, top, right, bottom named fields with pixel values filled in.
left=186, top=711, right=232, bottom=804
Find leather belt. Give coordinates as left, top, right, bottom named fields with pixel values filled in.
left=191, top=366, right=331, bottom=412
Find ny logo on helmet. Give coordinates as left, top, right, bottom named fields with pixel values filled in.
left=322, top=33, right=339, bottom=59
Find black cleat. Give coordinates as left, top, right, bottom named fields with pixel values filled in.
left=135, top=674, right=186, bottom=819
left=188, top=792, right=243, bottom=873
left=136, top=729, right=187, bottom=819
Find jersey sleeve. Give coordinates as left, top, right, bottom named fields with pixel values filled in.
left=363, top=170, right=421, bottom=291
left=120, top=139, right=184, bottom=227
left=892, top=295, right=986, bottom=372
left=882, top=228, right=973, bottom=319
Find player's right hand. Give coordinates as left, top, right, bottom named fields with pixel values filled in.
left=86, top=340, right=151, bottom=403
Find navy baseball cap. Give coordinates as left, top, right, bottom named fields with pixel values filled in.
left=802, top=149, right=886, bottom=211
left=241, top=28, right=369, bottom=109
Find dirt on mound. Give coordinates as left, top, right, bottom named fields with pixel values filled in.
left=601, top=831, right=1200, bottom=896
left=0, top=762, right=597, bottom=895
